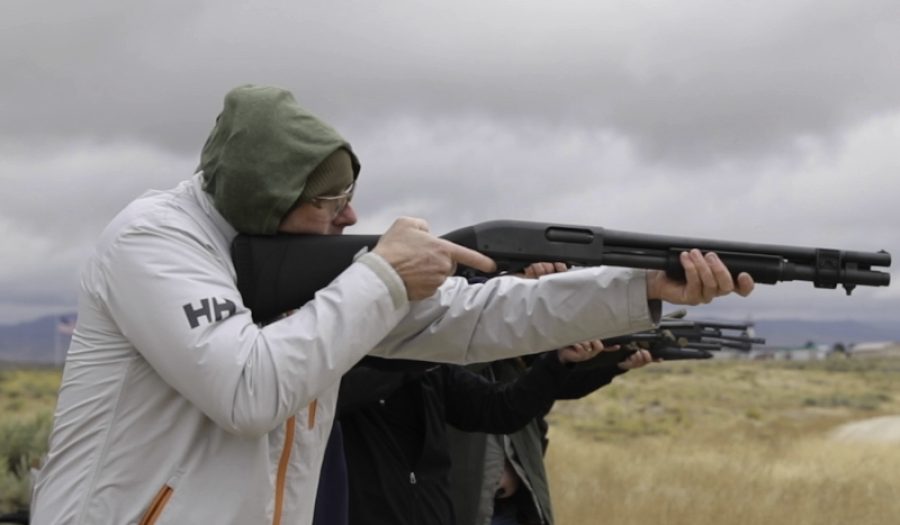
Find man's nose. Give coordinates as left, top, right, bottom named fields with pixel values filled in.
left=334, top=202, right=358, bottom=226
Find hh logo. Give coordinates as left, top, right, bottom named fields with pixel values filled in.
left=183, top=297, right=236, bottom=329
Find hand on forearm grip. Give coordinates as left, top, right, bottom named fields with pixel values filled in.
left=646, top=249, right=755, bottom=305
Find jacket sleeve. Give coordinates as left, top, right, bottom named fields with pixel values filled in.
left=553, top=359, right=628, bottom=400
left=97, top=223, right=410, bottom=438
left=442, top=353, right=567, bottom=434
left=96, top=212, right=653, bottom=437
left=336, top=360, right=435, bottom=417
left=371, top=267, right=660, bottom=365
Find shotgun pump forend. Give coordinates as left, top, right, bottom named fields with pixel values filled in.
left=231, top=220, right=892, bottom=324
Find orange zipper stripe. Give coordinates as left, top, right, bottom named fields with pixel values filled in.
left=308, top=399, right=318, bottom=429
left=273, top=400, right=317, bottom=525
left=272, top=415, right=296, bottom=525
left=139, top=485, right=173, bottom=525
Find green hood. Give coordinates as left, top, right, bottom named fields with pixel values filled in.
left=198, top=85, right=360, bottom=234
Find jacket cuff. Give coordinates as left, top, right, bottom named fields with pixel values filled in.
left=355, top=251, right=408, bottom=310
left=629, top=270, right=661, bottom=326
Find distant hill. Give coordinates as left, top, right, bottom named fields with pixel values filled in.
left=0, top=314, right=73, bottom=365
left=752, top=319, right=900, bottom=348
left=1, top=313, right=898, bottom=365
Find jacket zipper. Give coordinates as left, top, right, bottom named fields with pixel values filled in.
left=272, top=400, right=316, bottom=525
left=272, top=415, right=296, bottom=525
left=308, top=399, right=317, bottom=429
left=138, top=484, right=173, bottom=525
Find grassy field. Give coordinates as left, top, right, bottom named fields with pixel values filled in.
left=3, top=357, right=900, bottom=522
left=546, top=356, right=900, bottom=525
left=0, top=366, right=59, bottom=515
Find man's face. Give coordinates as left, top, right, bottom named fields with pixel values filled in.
left=277, top=199, right=358, bottom=235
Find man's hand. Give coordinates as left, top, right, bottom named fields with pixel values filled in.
left=557, top=340, right=609, bottom=364
left=646, top=249, right=755, bottom=305
left=616, top=349, right=653, bottom=370
left=557, top=340, right=654, bottom=370
left=373, top=217, right=497, bottom=301
left=522, top=262, right=568, bottom=279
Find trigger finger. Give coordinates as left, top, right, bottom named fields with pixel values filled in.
left=443, top=240, right=497, bottom=273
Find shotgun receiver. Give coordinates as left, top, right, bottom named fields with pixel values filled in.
left=232, top=220, right=891, bottom=324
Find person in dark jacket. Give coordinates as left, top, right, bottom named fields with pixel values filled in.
left=308, top=261, right=653, bottom=525
left=446, top=355, right=632, bottom=525
left=334, top=339, right=651, bottom=525
left=447, top=263, right=654, bottom=525
left=335, top=350, right=579, bottom=525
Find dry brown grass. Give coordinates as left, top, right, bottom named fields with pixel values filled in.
left=546, top=357, right=900, bottom=525
left=5, top=358, right=900, bottom=522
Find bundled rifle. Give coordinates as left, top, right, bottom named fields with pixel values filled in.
left=232, top=220, right=891, bottom=324
left=586, top=310, right=766, bottom=368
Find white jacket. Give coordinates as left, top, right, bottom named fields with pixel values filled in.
left=30, top=173, right=656, bottom=525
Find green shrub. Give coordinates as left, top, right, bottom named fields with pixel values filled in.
left=0, top=411, right=53, bottom=513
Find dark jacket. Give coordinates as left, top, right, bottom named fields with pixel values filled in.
left=447, top=357, right=626, bottom=525
left=337, top=353, right=572, bottom=525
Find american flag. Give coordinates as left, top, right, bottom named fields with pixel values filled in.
left=57, top=315, right=76, bottom=336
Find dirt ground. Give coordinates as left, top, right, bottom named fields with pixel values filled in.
left=831, top=415, right=900, bottom=443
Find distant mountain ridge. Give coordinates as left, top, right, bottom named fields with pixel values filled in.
left=751, top=318, right=900, bottom=348
left=0, top=314, right=72, bottom=365
left=1, top=313, right=898, bottom=365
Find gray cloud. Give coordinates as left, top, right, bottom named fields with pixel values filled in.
left=346, top=111, right=899, bottom=323
left=4, top=0, right=900, bottom=161
left=1, top=0, right=897, bottom=324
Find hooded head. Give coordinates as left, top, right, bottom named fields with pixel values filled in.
left=198, top=85, right=360, bottom=234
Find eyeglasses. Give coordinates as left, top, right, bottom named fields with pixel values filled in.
left=311, top=181, right=355, bottom=217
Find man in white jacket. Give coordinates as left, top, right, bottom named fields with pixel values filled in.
left=30, top=85, right=753, bottom=525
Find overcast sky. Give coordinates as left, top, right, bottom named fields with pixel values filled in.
left=1, top=0, right=898, bottom=326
